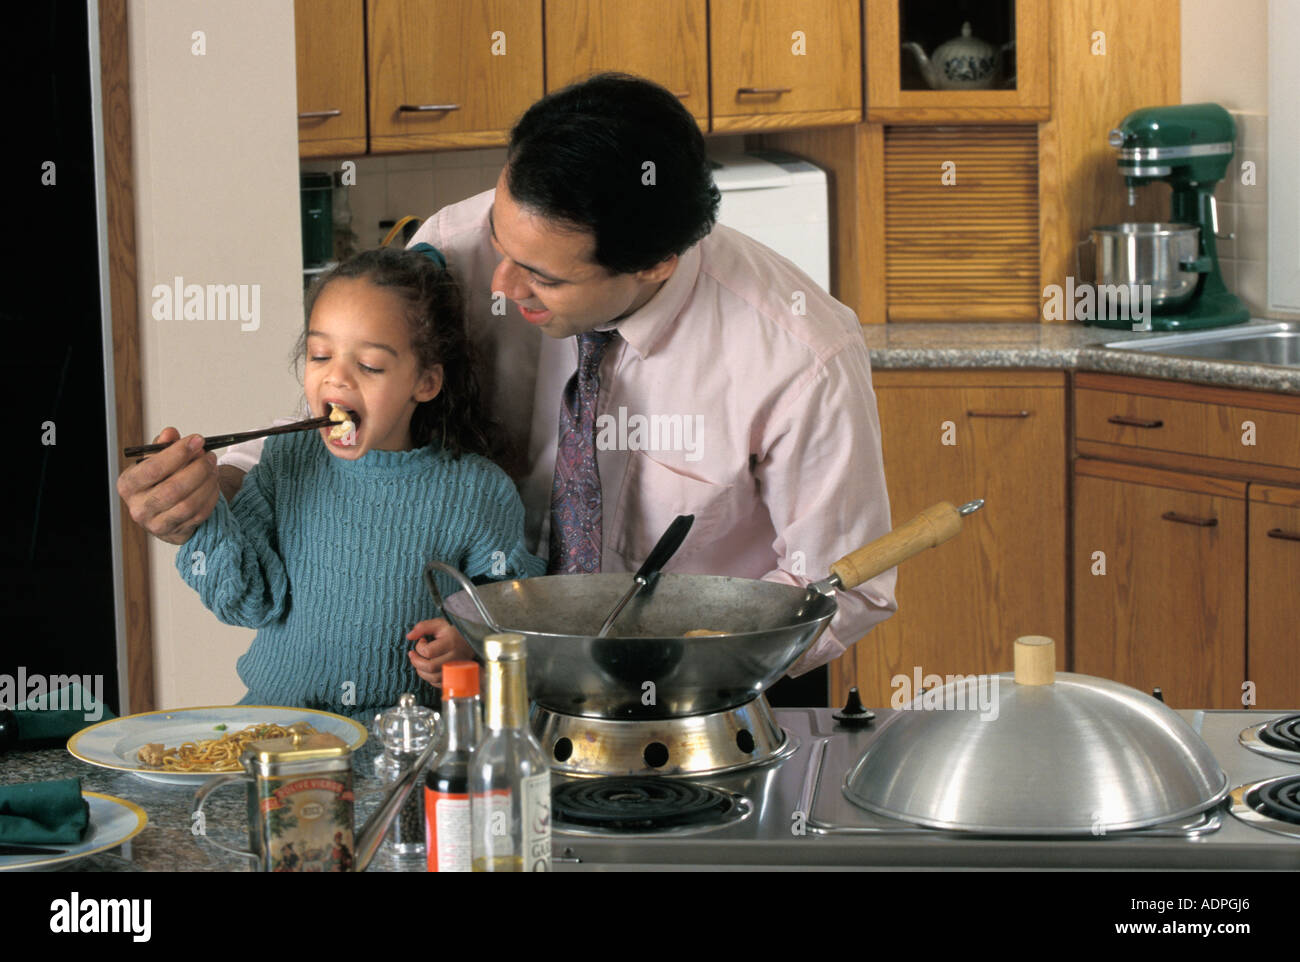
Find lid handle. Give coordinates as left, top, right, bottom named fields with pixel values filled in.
left=1014, top=635, right=1056, bottom=685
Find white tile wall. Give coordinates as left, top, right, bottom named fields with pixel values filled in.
left=301, top=148, right=504, bottom=252
left=1219, top=110, right=1269, bottom=315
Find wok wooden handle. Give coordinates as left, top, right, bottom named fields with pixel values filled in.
left=829, top=501, right=967, bottom=589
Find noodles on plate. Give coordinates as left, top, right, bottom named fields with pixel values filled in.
left=136, top=721, right=318, bottom=772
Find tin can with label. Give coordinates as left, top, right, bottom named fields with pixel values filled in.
left=194, top=730, right=355, bottom=872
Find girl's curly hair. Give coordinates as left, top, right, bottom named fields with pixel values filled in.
left=297, top=247, right=494, bottom=458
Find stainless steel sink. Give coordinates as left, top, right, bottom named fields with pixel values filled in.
left=1103, top=322, right=1300, bottom=368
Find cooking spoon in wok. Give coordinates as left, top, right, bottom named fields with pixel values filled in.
left=595, top=513, right=694, bottom=638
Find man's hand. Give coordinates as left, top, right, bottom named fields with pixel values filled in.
left=116, top=427, right=222, bottom=545
left=407, top=618, right=477, bottom=688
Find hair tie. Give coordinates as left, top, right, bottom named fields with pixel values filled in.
left=410, top=242, right=447, bottom=269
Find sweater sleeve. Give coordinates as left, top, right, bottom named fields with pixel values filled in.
left=460, top=461, right=547, bottom=583
left=175, top=447, right=291, bottom=628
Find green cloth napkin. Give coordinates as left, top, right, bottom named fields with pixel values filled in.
left=0, top=777, right=90, bottom=844
left=15, top=683, right=116, bottom=745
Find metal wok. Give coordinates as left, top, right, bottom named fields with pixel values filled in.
left=424, top=500, right=982, bottom=720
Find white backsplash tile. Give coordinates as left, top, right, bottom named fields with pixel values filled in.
left=385, top=152, right=435, bottom=172
left=1236, top=202, right=1269, bottom=262
left=306, top=146, right=509, bottom=251
left=386, top=168, right=437, bottom=223
left=1226, top=111, right=1271, bottom=313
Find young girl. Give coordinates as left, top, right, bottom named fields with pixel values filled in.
left=175, top=246, right=544, bottom=717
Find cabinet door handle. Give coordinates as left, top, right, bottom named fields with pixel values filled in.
left=672, top=90, right=691, bottom=99
left=1107, top=415, right=1164, bottom=429
left=1161, top=511, right=1218, bottom=528
left=1267, top=527, right=1300, bottom=542
left=737, top=86, right=793, bottom=95
left=966, top=409, right=1031, bottom=419
left=298, top=109, right=342, bottom=119
left=398, top=103, right=461, bottom=112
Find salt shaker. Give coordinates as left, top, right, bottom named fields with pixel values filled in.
left=373, top=694, right=439, bottom=857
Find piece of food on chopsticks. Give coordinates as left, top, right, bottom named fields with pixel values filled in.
left=327, top=402, right=358, bottom=444
left=136, top=721, right=318, bottom=772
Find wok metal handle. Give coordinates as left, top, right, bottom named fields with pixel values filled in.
left=423, top=560, right=504, bottom=633
left=827, top=499, right=983, bottom=589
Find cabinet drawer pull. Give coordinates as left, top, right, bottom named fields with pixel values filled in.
left=966, top=409, right=1031, bottom=419
left=1161, top=511, right=1217, bottom=528
left=1107, top=415, right=1164, bottom=429
left=1267, top=528, right=1300, bottom=542
left=398, top=103, right=461, bottom=112
left=672, top=90, right=691, bottom=99
left=298, top=109, right=342, bottom=119
left=737, top=86, right=793, bottom=95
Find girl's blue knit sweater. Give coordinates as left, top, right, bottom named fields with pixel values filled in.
left=177, top=430, right=545, bottom=716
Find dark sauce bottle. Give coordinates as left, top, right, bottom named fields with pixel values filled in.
left=424, top=661, right=481, bottom=872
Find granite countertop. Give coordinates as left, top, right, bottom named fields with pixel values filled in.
left=0, top=741, right=424, bottom=873
left=862, top=320, right=1300, bottom=394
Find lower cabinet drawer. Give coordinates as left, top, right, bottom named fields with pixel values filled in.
left=1075, top=387, right=1300, bottom=472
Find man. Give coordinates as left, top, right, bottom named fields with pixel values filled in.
left=118, top=74, right=896, bottom=696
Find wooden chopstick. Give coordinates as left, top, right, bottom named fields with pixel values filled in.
left=123, top=415, right=334, bottom=459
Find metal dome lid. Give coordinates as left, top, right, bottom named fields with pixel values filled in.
left=843, top=636, right=1230, bottom=835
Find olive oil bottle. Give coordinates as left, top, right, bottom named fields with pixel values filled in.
left=470, top=634, right=551, bottom=871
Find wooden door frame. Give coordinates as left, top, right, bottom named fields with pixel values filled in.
left=100, top=0, right=154, bottom=712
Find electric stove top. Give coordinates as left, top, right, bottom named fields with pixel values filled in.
left=550, top=708, right=1300, bottom=871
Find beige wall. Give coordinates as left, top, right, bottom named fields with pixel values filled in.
left=130, top=0, right=304, bottom=707
left=1182, top=0, right=1268, bottom=109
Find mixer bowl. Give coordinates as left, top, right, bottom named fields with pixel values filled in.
left=1091, top=222, right=1201, bottom=312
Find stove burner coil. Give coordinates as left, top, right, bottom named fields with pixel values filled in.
left=553, top=777, right=735, bottom=831
left=1250, top=775, right=1300, bottom=826
left=1259, top=714, right=1300, bottom=753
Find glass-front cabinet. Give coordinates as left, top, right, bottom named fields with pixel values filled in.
left=865, top=0, right=1049, bottom=122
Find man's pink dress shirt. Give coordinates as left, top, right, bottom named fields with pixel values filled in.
left=223, top=189, right=896, bottom=674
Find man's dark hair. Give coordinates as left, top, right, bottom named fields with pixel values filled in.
left=505, top=73, right=721, bottom=275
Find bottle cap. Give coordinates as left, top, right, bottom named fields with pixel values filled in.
left=483, top=632, right=526, bottom=662
left=443, top=661, right=481, bottom=698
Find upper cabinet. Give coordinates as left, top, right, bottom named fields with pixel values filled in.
left=710, top=0, right=862, bottom=132
left=865, top=0, right=1049, bottom=123
left=545, top=1, right=709, bottom=128
left=295, top=0, right=367, bottom=157
left=367, top=0, right=544, bottom=152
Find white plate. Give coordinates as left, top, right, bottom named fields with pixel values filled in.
left=0, top=791, right=147, bottom=871
left=67, top=705, right=368, bottom=785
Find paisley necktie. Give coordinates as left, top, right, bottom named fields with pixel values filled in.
left=548, top=330, right=616, bottom=574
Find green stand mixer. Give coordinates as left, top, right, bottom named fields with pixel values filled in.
left=1087, top=102, right=1250, bottom=330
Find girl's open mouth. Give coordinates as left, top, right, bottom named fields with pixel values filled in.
left=326, top=402, right=361, bottom=447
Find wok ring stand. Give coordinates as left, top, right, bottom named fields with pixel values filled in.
left=530, top=695, right=794, bottom=778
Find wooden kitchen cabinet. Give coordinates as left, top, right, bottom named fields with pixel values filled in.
left=294, top=0, right=367, bottom=157
left=710, top=0, right=861, bottom=132
left=368, top=0, right=544, bottom=152
left=1071, top=372, right=1300, bottom=710
left=1073, top=459, right=1246, bottom=709
left=864, top=0, right=1050, bottom=123
left=545, top=1, right=708, bottom=128
left=1248, top=485, right=1300, bottom=710
left=831, top=371, right=1067, bottom=706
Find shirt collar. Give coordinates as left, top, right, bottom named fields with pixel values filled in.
left=602, top=243, right=702, bottom=359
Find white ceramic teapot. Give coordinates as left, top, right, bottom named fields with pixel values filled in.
left=901, top=21, right=1015, bottom=90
